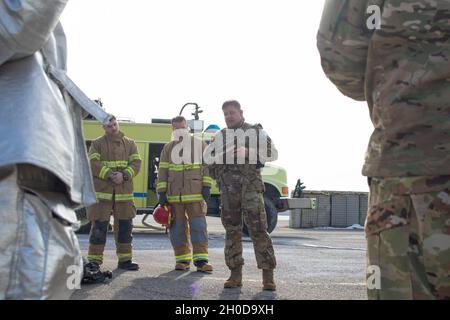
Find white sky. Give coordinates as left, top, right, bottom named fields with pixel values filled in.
left=61, top=0, right=374, bottom=192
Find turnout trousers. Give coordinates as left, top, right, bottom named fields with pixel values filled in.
left=169, top=201, right=209, bottom=265
left=87, top=200, right=136, bottom=265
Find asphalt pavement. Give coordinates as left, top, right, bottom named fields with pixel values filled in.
left=71, top=214, right=367, bottom=300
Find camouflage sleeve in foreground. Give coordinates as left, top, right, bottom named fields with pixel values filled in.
left=317, top=0, right=371, bottom=101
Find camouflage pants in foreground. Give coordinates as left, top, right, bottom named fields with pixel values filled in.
left=366, top=176, right=450, bottom=300
left=220, top=189, right=276, bottom=270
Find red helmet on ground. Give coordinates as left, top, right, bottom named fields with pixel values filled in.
left=153, top=204, right=171, bottom=226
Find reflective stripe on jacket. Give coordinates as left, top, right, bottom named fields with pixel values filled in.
left=156, top=136, right=211, bottom=203
left=88, top=132, right=141, bottom=202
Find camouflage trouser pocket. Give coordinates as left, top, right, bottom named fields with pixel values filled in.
left=366, top=224, right=413, bottom=300
left=366, top=177, right=450, bottom=299
left=365, top=179, right=411, bottom=236
left=366, top=176, right=450, bottom=236
left=243, top=191, right=267, bottom=233
left=220, top=208, right=242, bottom=227
left=220, top=192, right=242, bottom=227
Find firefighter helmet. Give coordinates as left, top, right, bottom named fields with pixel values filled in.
left=153, top=204, right=172, bottom=226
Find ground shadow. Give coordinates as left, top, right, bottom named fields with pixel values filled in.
left=252, top=290, right=278, bottom=300
left=111, top=269, right=208, bottom=300
left=218, top=287, right=242, bottom=300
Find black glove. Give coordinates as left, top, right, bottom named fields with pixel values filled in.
left=201, top=187, right=211, bottom=201
left=158, top=192, right=169, bottom=205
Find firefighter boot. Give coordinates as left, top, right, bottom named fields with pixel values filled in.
left=82, top=261, right=113, bottom=284
left=195, top=261, right=213, bottom=274
left=262, top=269, right=276, bottom=291
left=175, top=261, right=190, bottom=271
left=224, top=267, right=242, bottom=288
left=84, top=262, right=100, bottom=275
left=118, top=260, right=140, bottom=271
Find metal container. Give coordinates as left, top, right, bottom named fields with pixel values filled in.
left=359, top=194, right=369, bottom=226
left=289, top=209, right=302, bottom=228
left=346, top=194, right=360, bottom=226
left=331, top=195, right=347, bottom=228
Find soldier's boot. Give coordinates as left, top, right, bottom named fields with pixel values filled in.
left=224, top=267, right=242, bottom=288
left=262, top=269, right=276, bottom=291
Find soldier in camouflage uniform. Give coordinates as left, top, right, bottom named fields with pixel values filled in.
left=205, top=100, right=278, bottom=291
left=318, top=0, right=450, bottom=299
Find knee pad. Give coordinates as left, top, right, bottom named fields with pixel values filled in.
left=170, top=218, right=187, bottom=247
left=89, top=221, right=109, bottom=245
left=118, top=219, right=133, bottom=243
left=189, top=217, right=207, bottom=243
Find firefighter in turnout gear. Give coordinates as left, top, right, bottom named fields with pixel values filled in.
left=156, top=116, right=213, bottom=273
left=86, top=116, right=142, bottom=271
